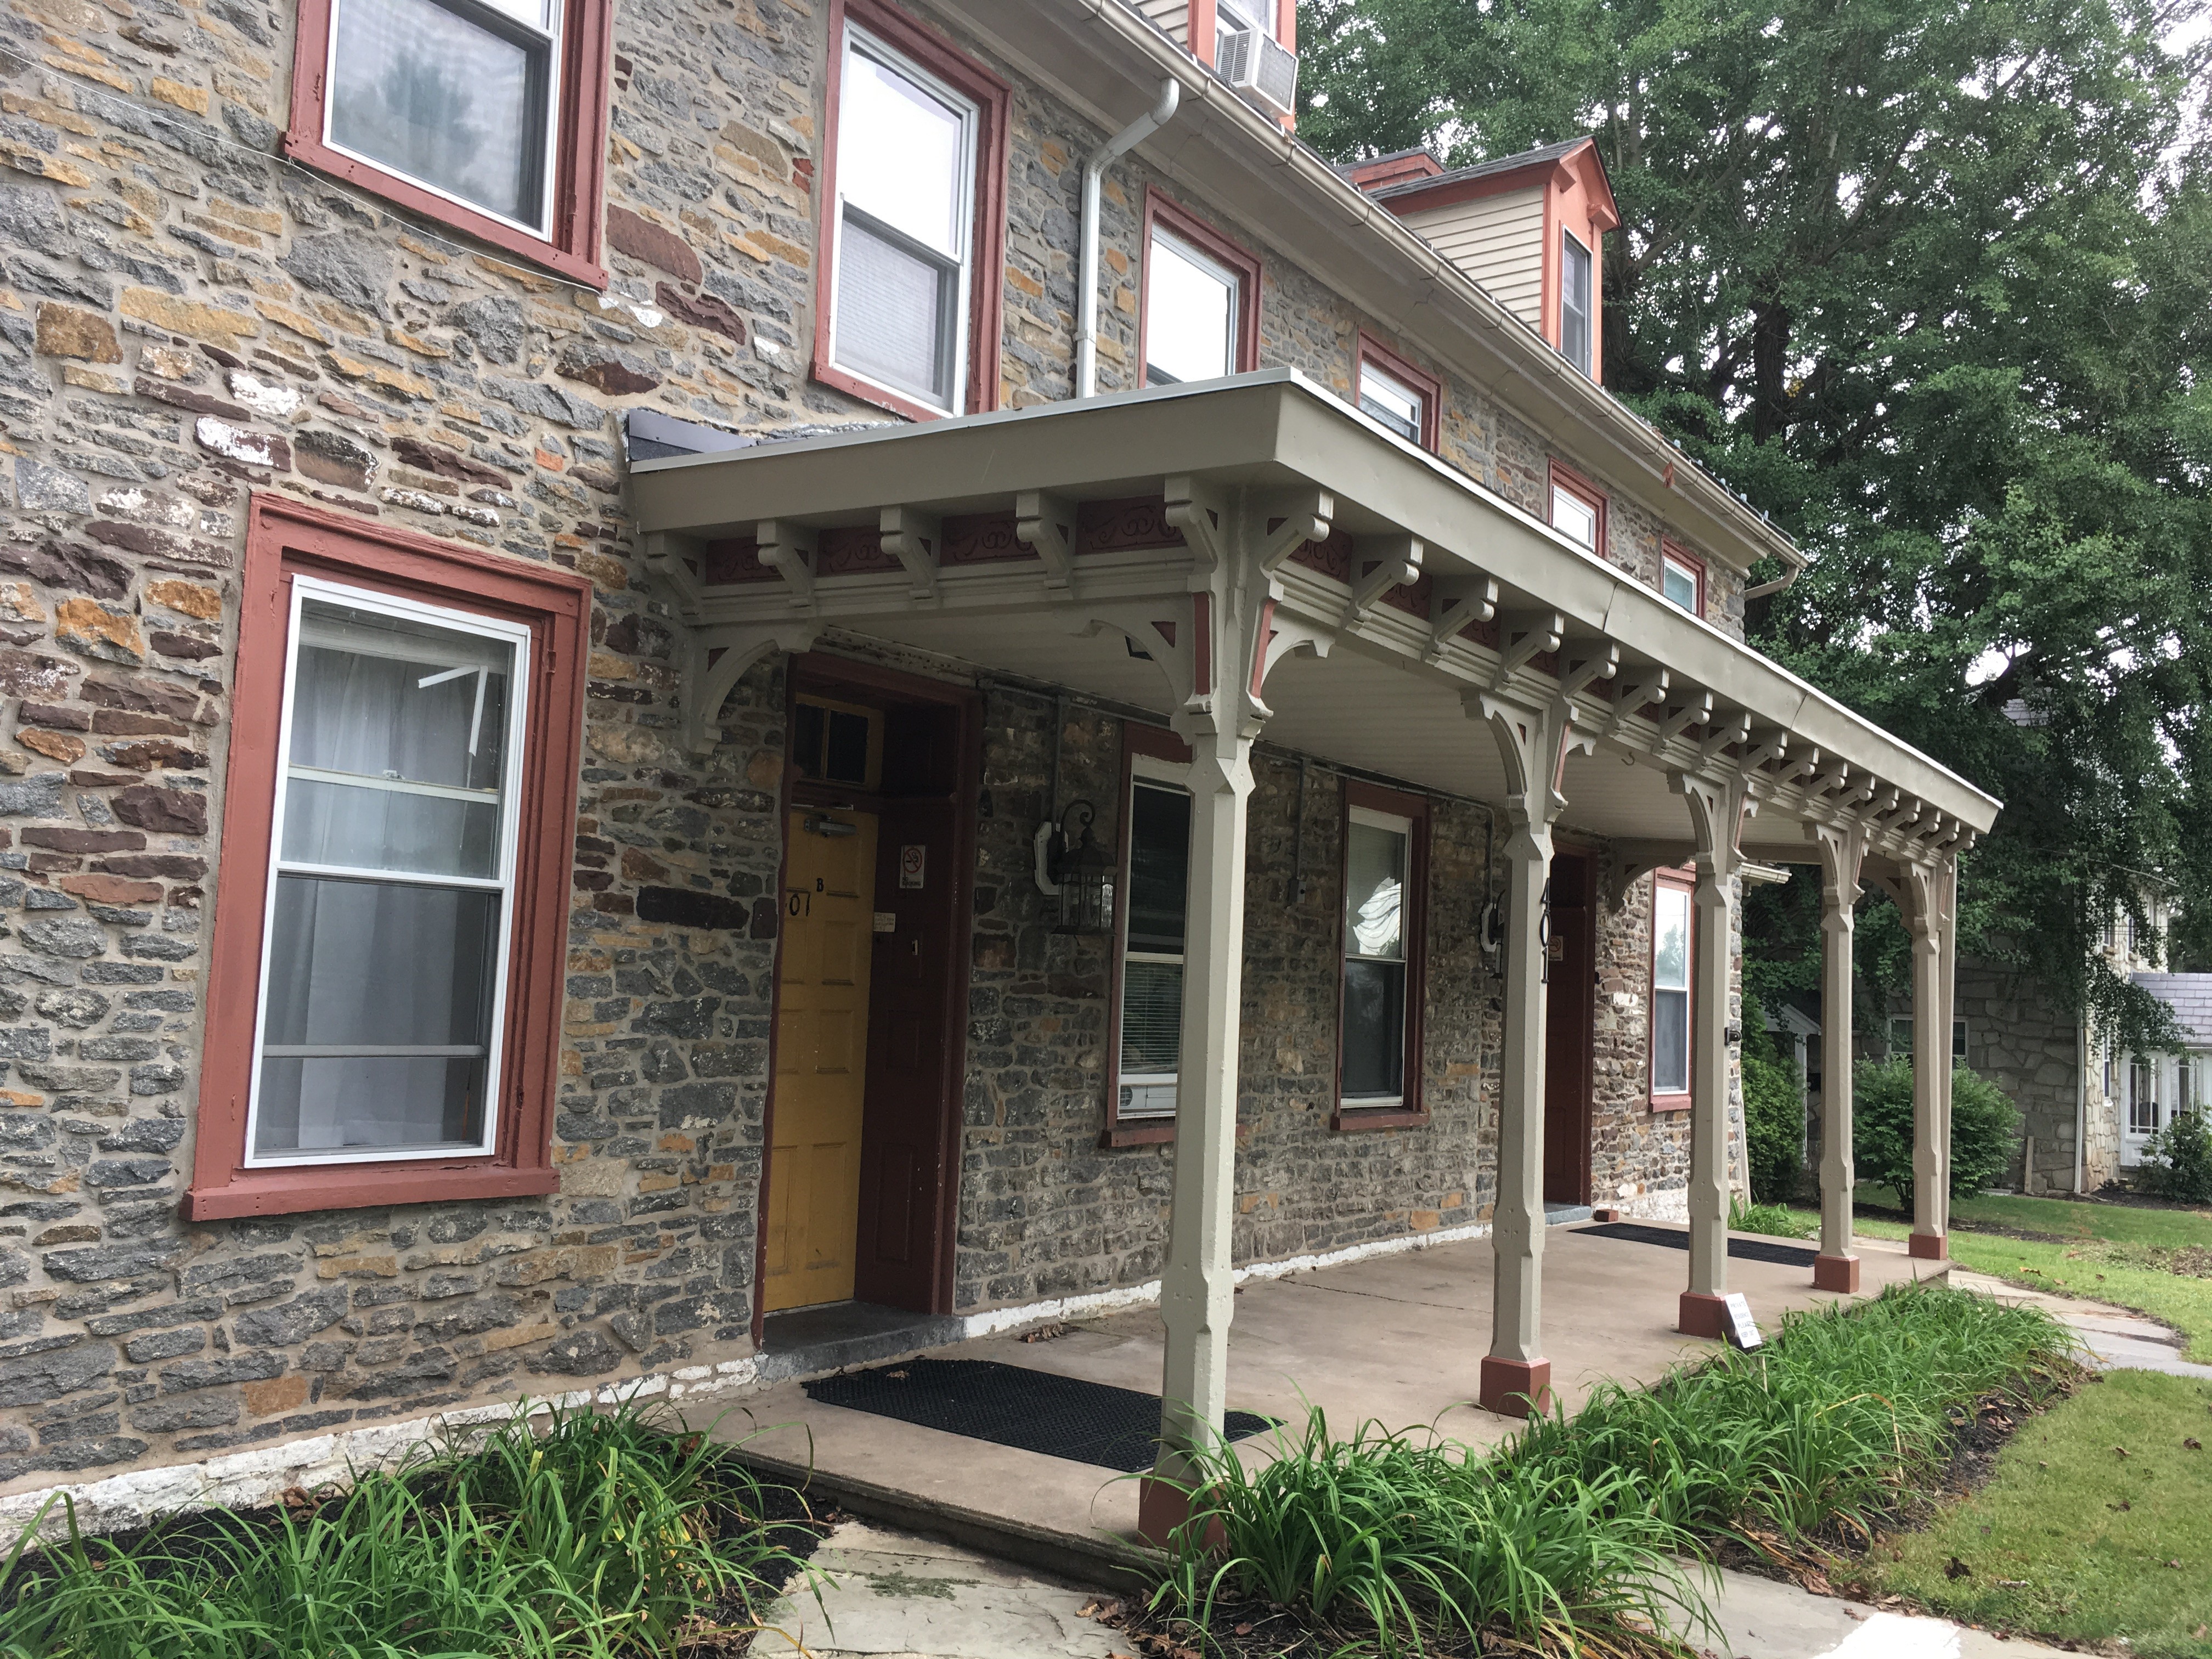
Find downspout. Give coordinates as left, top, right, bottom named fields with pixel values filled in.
left=1741, top=560, right=1802, bottom=602
left=1077, top=78, right=1182, bottom=399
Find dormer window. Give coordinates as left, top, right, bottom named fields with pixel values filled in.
left=1216, top=0, right=1274, bottom=44
left=1560, top=229, right=1593, bottom=376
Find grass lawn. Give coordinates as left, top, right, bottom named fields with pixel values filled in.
left=1774, top=1189, right=2212, bottom=1363
left=1852, top=1369, right=2212, bottom=1657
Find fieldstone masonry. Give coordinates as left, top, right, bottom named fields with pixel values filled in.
left=0, top=0, right=1752, bottom=1501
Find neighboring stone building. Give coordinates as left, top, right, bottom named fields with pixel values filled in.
left=0, top=0, right=1993, bottom=1528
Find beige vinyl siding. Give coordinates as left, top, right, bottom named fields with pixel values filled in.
left=1395, top=185, right=1546, bottom=331
left=1132, top=0, right=1189, bottom=45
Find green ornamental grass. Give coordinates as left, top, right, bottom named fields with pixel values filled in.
left=0, top=1396, right=819, bottom=1659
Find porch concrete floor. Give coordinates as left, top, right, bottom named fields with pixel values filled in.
left=706, top=1221, right=1943, bottom=1552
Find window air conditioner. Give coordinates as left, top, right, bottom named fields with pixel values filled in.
left=1215, top=22, right=1298, bottom=121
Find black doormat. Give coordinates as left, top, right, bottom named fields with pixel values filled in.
left=804, top=1357, right=1274, bottom=1472
left=1578, top=1220, right=1820, bottom=1268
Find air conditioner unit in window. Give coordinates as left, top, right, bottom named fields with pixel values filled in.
left=1215, top=23, right=1298, bottom=121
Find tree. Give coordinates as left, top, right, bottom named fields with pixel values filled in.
left=1300, top=0, right=2212, bottom=1049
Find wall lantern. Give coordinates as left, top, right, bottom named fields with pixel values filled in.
left=1033, top=799, right=1114, bottom=935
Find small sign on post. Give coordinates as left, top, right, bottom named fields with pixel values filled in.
left=1722, top=1293, right=1763, bottom=1351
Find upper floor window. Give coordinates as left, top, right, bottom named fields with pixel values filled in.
left=1560, top=229, right=1594, bottom=376
left=1143, top=191, right=1261, bottom=388
left=285, top=0, right=613, bottom=284
left=1355, top=335, right=1440, bottom=449
left=1661, top=542, right=1704, bottom=614
left=1548, top=461, right=1606, bottom=554
left=1216, top=0, right=1277, bottom=38
left=814, top=0, right=1009, bottom=422
left=1650, top=873, right=1692, bottom=1108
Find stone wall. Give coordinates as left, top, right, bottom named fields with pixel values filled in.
left=1951, top=961, right=2083, bottom=1193
left=0, top=0, right=1763, bottom=1498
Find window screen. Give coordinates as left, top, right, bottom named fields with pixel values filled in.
left=1651, top=881, right=1690, bottom=1096
left=327, top=0, right=558, bottom=230
left=250, top=587, right=526, bottom=1163
left=831, top=32, right=977, bottom=411
left=1119, top=778, right=1190, bottom=1119
left=1358, top=361, right=1425, bottom=444
left=1341, top=811, right=1410, bottom=1102
left=1560, top=229, right=1593, bottom=375
left=1146, top=227, right=1239, bottom=386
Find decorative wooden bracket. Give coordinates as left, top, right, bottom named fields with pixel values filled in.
left=642, top=533, right=703, bottom=622
left=1424, top=573, right=1498, bottom=662
left=1559, top=641, right=1620, bottom=701
left=682, top=619, right=822, bottom=752
left=1343, top=534, right=1422, bottom=627
left=1164, top=474, right=1229, bottom=574
left=755, top=520, right=817, bottom=612
left=1657, top=689, right=1714, bottom=745
left=1808, top=759, right=1851, bottom=802
left=1672, top=767, right=1757, bottom=884
left=1607, top=837, right=1700, bottom=909
left=879, top=506, right=942, bottom=602
left=1741, top=728, right=1788, bottom=776
left=1602, top=665, right=1669, bottom=738
left=1489, top=610, right=1564, bottom=691
left=1256, top=489, right=1334, bottom=575
left=1470, top=688, right=1591, bottom=832
left=1014, top=490, right=1077, bottom=594
left=1697, top=707, right=1751, bottom=770
left=1780, top=744, right=1822, bottom=787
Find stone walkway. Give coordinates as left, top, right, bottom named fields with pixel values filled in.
left=749, top=1518, right=2073, bottom=1658
left=1950, top=1267, right=2212, bottom=1379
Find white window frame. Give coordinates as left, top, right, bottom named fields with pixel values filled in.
left=1340, top=804, right=1413, bottom=1107
left=827, top=24, right=980, bottom=417
left=241, top=574, right=531, bottom=1167
left=1549, top=481, right=1599, bottom=551
left=1144, top=225, right=1242, bottom=387
left=1357, top=360, right=1426, bottom=445
left=1650, top=877, right=1692, bottom=1098
left=1117, top=753, right=1191, bottom=1120
left=321, top=0, right=564, bottom=239
left=1662, top=551, right=1701, bottom=612
left=1560, top=227, right=1593, bottom=376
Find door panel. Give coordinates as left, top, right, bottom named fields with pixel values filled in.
left=1543, top=853, right=1597, bottom=1206
left=763, top=808, right=877, bottom=1313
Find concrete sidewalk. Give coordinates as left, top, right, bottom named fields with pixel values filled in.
left=1950, top=1267, right=2212, bottom=1379
left=751, top=1517, right=2074, bottom=1658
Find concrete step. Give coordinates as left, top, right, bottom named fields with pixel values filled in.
left=755, top=1301, right=968, bottom=1387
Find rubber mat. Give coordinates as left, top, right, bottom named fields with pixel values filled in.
left=1577, top=1220, right=1821, bottom=1268
left=803, top=1357, right=1274, bottom=1472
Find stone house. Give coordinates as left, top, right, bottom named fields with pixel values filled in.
left=0, top=0, right=1996, bottom=1533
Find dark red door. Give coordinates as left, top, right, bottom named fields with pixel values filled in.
left=1543, top=851, right=1596, bottom=1206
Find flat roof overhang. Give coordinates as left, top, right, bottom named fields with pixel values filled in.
left=631, top=371, right=1998, bottom=869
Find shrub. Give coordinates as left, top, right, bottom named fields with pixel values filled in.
left=2141, top=1105, right=2212, bottom=1205
left=1741, top=993, right=1807, bottom=1204
left=1729, top=1196, right=1812, bottom=1239
left=1854, top=1058, right=2021, bottom=1213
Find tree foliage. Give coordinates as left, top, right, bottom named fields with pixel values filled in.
left=1299, top=0, right=2212, bottom=1047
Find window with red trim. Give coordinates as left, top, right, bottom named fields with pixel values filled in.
left=1649, top=870, right=1694, bottom=1111
left=188, top=497, right=588, bottom=1220
left=1141, top=190, right=1262, bottom=388
left=814, top=0, right=1009, bottom=422
left=283, top=0, right=612, bottom=286
left=1355, top=334, right=1441, bottom=450
left=1335, top=781, right=1429, bottom=1130
left=1661, top=539, right=1705, bottom=616
left=1548, top=460, right=1607, bottom=554
left=1102, top=723, right=1192, bottom=1148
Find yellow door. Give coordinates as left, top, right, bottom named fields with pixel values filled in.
left=763, top=809, right=877, bottom=1313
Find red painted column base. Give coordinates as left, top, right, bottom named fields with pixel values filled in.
left=1137, top=1475, right=1227, bottom=1550
left=1908, top=1232, right=1948, bottom=1261
left=1590, top=1206, right=1624, bottom=1222
left=1678, top=1290, right=1730, bottom=1339
left=1812, top=1253, right=1861, bottom=1294
left=1477, top=1355, right=1552, bottom=1418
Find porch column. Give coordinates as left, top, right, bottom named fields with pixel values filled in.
left=1811, top=820, right=1867, bottom=1293
left=1674, top=771, right=1750, bottom=1339
left=1145, top=716, right=1252, bottom=1526
left=1474, top=692, right=1587, bottom=1417
left=1908, top=861, right=1949, bottom=1258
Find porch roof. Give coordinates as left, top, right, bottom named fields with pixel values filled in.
left=630, top=371, right=1999, bottom=866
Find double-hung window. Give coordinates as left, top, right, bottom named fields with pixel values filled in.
left=816, top=0, right=1008, bottom=421
left=1142, top=193, right=1260, bottom=389
left=1116, top=755, right=1193, bottom=1123
left=1560, top=229, right=1594, bottom=376
left=189, top=498, right=588, bottom=1219
left=830, top=30, right=978, bottom=414
left=1548, top=461, right=1605, bottom=554
left=286, top=0, right=611, bottom=283
left=1661, top=545, right=1703, bottom=612
left=1336, top=785, right=1428, bottom=1124
left=1650, top=873, right=1692, bottom=1107
left=1355, top=337, right=1440, bottom=450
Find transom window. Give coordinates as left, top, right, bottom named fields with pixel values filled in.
left=1358, top=361, right=1425, bottom=444
left=1662, top=549, right=1702, bottom=612
left=1118, top=764, right=1192, bottom=1120
left=1650, top=875, right=1692, bottom=1103
left=1146, top=227, right=1240, bottom=386
left=1560, top=229, right=1593, bottom=376
left=828, top=28, right=979, bottom=415
left=247, top=579, right=531, bottom=1165
left=1341, top=808, right=1410, bottom=1103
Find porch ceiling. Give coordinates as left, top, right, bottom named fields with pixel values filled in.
left=629, top=371, right=1999, bottom=865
